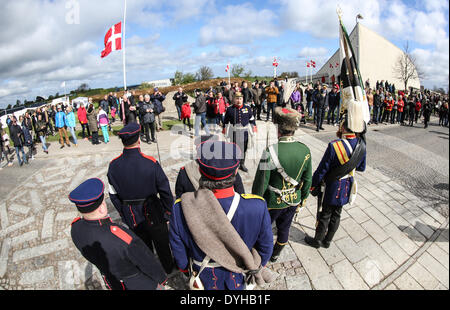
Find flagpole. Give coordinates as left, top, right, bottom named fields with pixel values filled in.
left=123, top=0, right=127, bottom=92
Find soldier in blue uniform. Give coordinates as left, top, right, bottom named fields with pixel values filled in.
left=69, top=178, right=167, bottom=290
left=175, top=135, right=245, bottom=199
left=107, top=122, right=175, bottom=273
left=305, top=117, right=366, bottom=248
left=169, top=141, right=273, bottom=290
left=223, top=91, right=257, bottom=173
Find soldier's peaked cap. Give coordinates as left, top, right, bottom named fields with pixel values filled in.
left=68, top=178, right=105, bottom=214
left=118, top=123, right=141, bottom=146
left=196, top=141, right=242, bottom=181
left=274, top=107, right=301, bottom=131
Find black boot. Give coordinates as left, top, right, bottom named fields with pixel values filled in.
left=304, top=235, right=321, bottom=248
left=270, top=243, right=285, bottom=262
left=239, top=158, right=248, bottom=173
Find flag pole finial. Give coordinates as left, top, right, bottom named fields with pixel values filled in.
left=336, top=6, right=343, bottom=20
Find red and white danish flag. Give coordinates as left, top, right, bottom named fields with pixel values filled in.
left=225, top=64, right=230, bottom=72
left=307, top=62, right=310, bottom=68
left=273, top=58, right=279, bottom=67
left=101, top=22, right=122, bottom=58
left=310, top=60, right=316, bottom=68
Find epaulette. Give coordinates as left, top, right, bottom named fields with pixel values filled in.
left=241, top=194, right=265, bottom=201
left=174, top=198, right=182, bottom=205
left=139, top=151, right=157, bottom=163
left=110, top=226, right=132, bottom=245
left=71, top=217, right=81, bottom=225
left=331, top=140, right=350, bottom=165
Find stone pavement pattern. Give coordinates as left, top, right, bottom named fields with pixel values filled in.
left=0, top=120, right=448, bottom=290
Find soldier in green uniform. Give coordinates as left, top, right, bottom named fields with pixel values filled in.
left=252, top=107, right=312, bottom=262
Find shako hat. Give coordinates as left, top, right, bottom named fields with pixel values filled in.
left=196, top=141, right=241, bottom=181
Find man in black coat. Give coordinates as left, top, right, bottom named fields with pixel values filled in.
left=173, top=87, right=188, bottom=121
left=107, top=123, right=175, bottom=274
left=327, top=86, right=340, bottom=125
left=314, top=84, right=328, bottom=131
left=9, top=116, right=28, bottom=166
left=70, top=178, right=167, bottom=290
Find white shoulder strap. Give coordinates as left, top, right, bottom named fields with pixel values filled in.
left=268, top=145, right=299, bottom=187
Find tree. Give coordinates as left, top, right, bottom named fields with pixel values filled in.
left=182, top=73, right=197, bottom=84
left=6, top=104, right=12, bottom=110
left=196, top=66, right=214, bottom=81
left=393, top=41, right=425, bottom=91
left=280, top=72, right=299, bottom=79
left=173, top=70, right=183, bottom=86
left=77, top=83, right=90, bottom=92
left=231, top=64, right=245, bottom=78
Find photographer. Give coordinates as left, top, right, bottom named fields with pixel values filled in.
left=151, top=88, right=166, bottom=132
left=140, top=94, right=156, bottom=144
left=193, top=89, right=208, bottom=137
left=173, top=87, right=188, bottom=121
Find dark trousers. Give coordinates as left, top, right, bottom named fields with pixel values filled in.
left=269, top=206, right=297, bottom=244
left=408, top=113, right=415, bottom=126
left=372, top=106, right=380, bottom=124
left=254, top=104, right=262, bottom=120
left=81, top=123, right=90, bottom=138
left=381, top=110, right=391, bottom=123
left=327, top=104, right=338, bottom=124
left=316, top=107, right=326, bottom=129
left=144, top=122, right=155, bottom=142
left=134, top=222, right=174, bottom=274
left=182, top=118, right=192, bottom=131
left=232, top=131, right=249, bottom=164
left=314, top=203, right=343, bottom=243
left=92, top=131, right=99, bottom=144
left=266, top=102, right=276, bottom=121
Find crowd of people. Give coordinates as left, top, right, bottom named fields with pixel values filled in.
left=1, top=78, right=448, bottom=170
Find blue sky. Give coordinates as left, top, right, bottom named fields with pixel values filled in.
left=0, top=0, right=448, bottom=108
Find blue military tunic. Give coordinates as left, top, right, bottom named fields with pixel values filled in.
left=223, top=104, right=256, bottom=146
left=311, top=133, right=366, bottom=206
left=71, top=216, right=167, bottom=290
left=107, top=146, right=173, bottom=228
left=169, top=189, right=273, bottom=290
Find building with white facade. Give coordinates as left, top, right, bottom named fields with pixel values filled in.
left=309, top=23, right=421, bottom=91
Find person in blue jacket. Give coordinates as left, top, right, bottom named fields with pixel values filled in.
left=55, top=105, right=71, bottom=148
left=65, top=106, right=78, bottom=146
left=305, top=117, right=366, bottom=248
left=169, top=140, right=273, bottom=290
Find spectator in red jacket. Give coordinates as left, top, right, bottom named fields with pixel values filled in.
left=415, top=100, right=422, bottom=123
left=216, top=91, right=228, bottom=126
left=181, top=101, right=192, bottom=134
left=397, top=95, right=405, bottom=125
left=77, top=103, right=90, bottom=140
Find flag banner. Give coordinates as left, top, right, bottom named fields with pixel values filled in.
left=307, top=62, right=310, bottom=68
left=101, top=22, right=122, bottom=58
left=311, top=60, right=316, bottom=68
left=338, top=15, right=370, bottom=133
left=283, top=78, right=298, bottom=103
left=273, top=57, right=279, bottom=67
left=225, top=64, right=230, bottom=72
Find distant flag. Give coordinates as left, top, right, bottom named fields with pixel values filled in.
left=329, top=63, right=334, bottom=68
left=307, top=62, right=310, bottom=68
left=336, top=62, right=339, bottom=67
left=225, top=64, right=230, bottom=72
left=311, top=60, right=316, bottom=68
left=61, top=81, right=66, bottom=88
left=273, top=57, right=279, bottom=67
left=101, top=22, right=122, bottom=58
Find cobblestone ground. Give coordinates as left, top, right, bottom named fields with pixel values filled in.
left=0, top=119, right=448, bottom=290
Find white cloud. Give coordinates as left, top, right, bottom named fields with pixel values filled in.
left=298, top=47, right=328, bottom=58
left=199, top=3, right=279, bottom=46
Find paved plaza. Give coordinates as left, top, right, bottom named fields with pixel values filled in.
left=0, top=119, right=448, bottom=290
